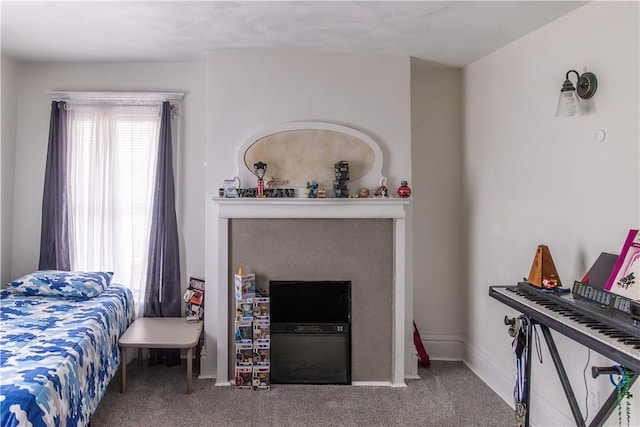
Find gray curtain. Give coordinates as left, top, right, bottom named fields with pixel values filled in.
left=39, top=101, right=70, bottom=271
left=144, top=101, right=181, bottom=365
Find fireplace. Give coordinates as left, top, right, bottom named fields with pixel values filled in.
left=270, top=280, right=351, bottom=384
left=207, top=198, right=410, bottom=387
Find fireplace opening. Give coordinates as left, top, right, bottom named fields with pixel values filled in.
left=270, top=280, right=351, bottom=384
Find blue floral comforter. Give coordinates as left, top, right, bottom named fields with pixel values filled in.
left=0, top=284, right=134, bottom=427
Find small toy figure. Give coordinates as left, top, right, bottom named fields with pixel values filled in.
left=542, top=275, right=558, bottom=289
left=374, top=177, right=389, bottom=198
left=318, top=186, right=326, bottom=198
left=333, top=161, right=350, bottom=198
left=253, top=161, right=267, bottom=198
left=359, top=188, right=370, bottom=198
left=223, top=176, right=240, bottom=198
left=306, top=181, right=319, bottom=198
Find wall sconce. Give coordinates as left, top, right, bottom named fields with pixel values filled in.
left=556, top=70, right=598, bottom=117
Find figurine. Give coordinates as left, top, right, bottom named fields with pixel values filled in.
left=306, top=181, right=319, bottom=198
left=318, top=186, right=326, bottom=198
left=374, top=177, right=389, bottom=198
left=359, top=188, right=370, bottom=198
left=223, top=176, right=241, bottom=198
left=253, top=161, right=267, bottom=198
left=397, top=180, right=411, bottom=198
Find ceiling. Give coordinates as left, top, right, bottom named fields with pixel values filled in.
left=1, top=1, right=587, bottom=67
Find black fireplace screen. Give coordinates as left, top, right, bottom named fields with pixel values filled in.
left=269, top=280, right=351, bottom=384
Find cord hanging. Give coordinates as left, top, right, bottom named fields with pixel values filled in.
left=510, top=315, right=530, bottom=427
left=608, top=366, right=633, bottom=427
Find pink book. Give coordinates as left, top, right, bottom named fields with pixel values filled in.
left=605, top=229, right=640, bottom=300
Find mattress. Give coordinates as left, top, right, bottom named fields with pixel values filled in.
left=0, top=283, right=134, bottom=427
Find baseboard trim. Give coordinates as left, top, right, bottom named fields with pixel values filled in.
left=217, top=380, right=398, bottom=387
left=420, top=333, right=465, bottom=360
left=407, top=352, right=419, bottom=378
left=213, top=381, right=409, bottom=388
left=352, top=381, right=393, bottom=387
left=463, top=341, right=574, bottom=427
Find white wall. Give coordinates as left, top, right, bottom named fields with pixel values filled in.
left=205, top=50, right=412, bottom=189
left=204, top=50, right=412, bottom=378
left=9, top=61, right=207, bottom=294
left=410, top=58, right=465, bottom=360
left=1, top=55, right=19, bottom=286
left=464, top=2, right=639, bottom=426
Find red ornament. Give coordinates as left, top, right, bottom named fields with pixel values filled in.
left=398, top=180, right=411, bottom=198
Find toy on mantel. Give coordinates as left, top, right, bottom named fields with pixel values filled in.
left=397, top=180, right=411, bottom=198
left=374, top=177, right=389, bottom=198
left=266, top=177, right=288, bottom=189
left=306, top=181, right=319, bottom=198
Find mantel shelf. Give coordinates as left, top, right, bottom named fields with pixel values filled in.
left=212, top=197, right=411, bottom=219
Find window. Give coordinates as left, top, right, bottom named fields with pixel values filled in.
left=67, top=102, right=161, bottom=315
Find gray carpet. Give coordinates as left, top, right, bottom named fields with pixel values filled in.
left=91, top=361, right=514, bottom=426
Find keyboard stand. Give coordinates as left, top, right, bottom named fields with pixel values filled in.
left=515, top=319, right=638, bottom=427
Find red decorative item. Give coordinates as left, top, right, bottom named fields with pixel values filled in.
left=374, top=177, right=389, bottom=198
left=254, top=161, right=267, bottom=198
left=413, top=321, right=430, bottom=367
left=398, top=180, right=411, bottom=198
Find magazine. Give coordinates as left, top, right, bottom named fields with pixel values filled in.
left=605, top=229, right=640, bottom=300
left=185, top=277, right=205, bottom=321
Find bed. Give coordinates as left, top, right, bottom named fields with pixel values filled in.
left=0, top=271, right=134, bottom=427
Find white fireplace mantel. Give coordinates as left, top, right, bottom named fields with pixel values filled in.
left=215, top=197, right=409, bottom=219
left=204, top=197, right=411, bottom=387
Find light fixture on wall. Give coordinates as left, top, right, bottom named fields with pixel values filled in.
left=556, top=70, right=598, bottom=117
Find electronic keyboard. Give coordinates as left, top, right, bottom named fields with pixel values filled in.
left=490, top=282, right=640, bottom=373
left=490, top=281, right=640, bottom=427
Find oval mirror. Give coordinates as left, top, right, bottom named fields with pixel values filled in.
left=244, top=128, right=376, bottom=188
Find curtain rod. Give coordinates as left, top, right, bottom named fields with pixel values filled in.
left=48, top=91, right=184, bottom=101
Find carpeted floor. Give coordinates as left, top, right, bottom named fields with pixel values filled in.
left=91, top=360, right=514, bottom=426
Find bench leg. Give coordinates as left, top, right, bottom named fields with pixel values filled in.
left=120, top=347, right=127, bottom=393
left=187, top=347, right=193, bottom=394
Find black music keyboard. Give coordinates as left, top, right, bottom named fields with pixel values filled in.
left=489, top=282, right=640, bottom=373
